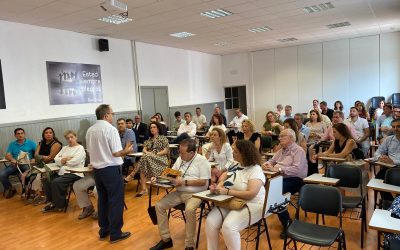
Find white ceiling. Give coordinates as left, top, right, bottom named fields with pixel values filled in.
left=1, top=0, right=400, bottom=55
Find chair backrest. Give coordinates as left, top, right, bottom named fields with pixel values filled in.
left=298, top=184, right=342, bottom=217
left=371, top=96, right=385, bottom=109
left=392, top=93, right=400, bottom=105
left=385, top=168, right=400, bottom=187
left=326, top=164, right=362, bottom=189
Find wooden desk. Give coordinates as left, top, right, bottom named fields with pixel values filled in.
left=192, top=190, right=233, bottom=203
left=166, top=135, right=177, bottom=140
left=127, top=152, right=144, bottom=157
left=318, top=156, right=346, bottom=173
left=367, top=178, right=400, bottom=195
left=304, top=173, right=339, bottom=185
left=370, top=209, right=400, bottom=234
left=66, top=167, right=92, bottom=173
left=146, top=181, right=175, bottom=207
left=262, top=152, right=276, bottom=160
left=0, top=158, right=9, bottom=167
left=263, top=170, right=280, bottom=179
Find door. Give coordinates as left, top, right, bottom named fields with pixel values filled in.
left=140, top=86, right=169, bottom=126
left=225, top=86, right=247, bottom=122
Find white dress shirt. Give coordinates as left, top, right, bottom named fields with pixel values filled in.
left=229, top=114, right=248, bottom=132
left=54, top=144, right=86, bottom=177
left=178, top=121, right=197, bottom=137
left=86, top=120, right=123, bottom=169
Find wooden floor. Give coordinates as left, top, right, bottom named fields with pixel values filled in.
left=0, top=179, right=379, bottom=250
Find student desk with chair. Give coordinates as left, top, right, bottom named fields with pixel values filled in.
left=367, top=178, right=400, bottom=209
left=369, top=209, right=400, bottom=250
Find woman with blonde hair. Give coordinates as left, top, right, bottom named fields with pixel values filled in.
left=236, top=119, right=261, bottom=151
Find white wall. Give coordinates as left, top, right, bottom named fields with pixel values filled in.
left=135, top=42, right=223, bottom=107
left=0, top=20, right=136, bottom=124
left=222, top=32, right=400, bottom=129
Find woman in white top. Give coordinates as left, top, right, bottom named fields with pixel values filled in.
left=206, top=140, right=266, bottom=250
left=42, top=130, right=86, bottom=212
left=206, top=127, right=234, bottom=184
left=305, top=110, right=327, bottom=143
left=374, top=100, right=385, bottom=120
left=206, top=114, right=227, bottom=138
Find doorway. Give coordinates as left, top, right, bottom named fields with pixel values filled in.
left=224, top=86, right=247, bottom=121
left=140, top=86, right=169, bottom=126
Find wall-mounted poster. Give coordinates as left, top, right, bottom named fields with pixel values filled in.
left=0, top=60, right=6, bottom=109
left=46, top=61, right=103, bottom=105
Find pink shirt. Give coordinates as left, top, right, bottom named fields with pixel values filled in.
left=268, top=142, right=307, bottom=179
left=320, top=123, right=357, bottom=141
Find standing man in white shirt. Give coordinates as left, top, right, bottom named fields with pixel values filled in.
left=345, top=106, right=370, bottom=156
left=171, top=112, right=197, bottom=144
left=227, top=108, right=248, bottom=144
left=192, top=107, right=207, bottom=131
left=86, top=104, right=133, bottom=243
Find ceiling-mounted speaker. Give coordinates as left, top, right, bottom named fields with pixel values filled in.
left=98, top=39, right=109, bottom=52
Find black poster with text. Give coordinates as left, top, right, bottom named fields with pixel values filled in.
left=46, top=61, right=103, bottom=105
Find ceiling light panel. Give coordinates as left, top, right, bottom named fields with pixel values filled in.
left=326, top=21, right=351, bottom=29
left=278, top=37, right=298, bottom=42
left=303, top=2, right=335, bottom=13
left=248, top=26, right=272, bottom=33
left=170, top=32, right=196, bottom=38
left=98, top=15, right=133, bottom=24
left=200, top=8, right=233, bottom=19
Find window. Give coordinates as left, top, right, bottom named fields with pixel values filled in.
left=225, top=87, right=239, bottom=109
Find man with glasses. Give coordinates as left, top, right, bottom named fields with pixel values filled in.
left=294, top=113, right=310, bottom=141
left=132, top=114, right=148, bottom=143
left=280, top=105, right=294, bottom=122
left=373, top=118, right=400, bottom=201
left=0, top=128, right=36, bottom=198
left=86, top=104, right=133, bottom=243
left=262, top=129, right=307, bottom=238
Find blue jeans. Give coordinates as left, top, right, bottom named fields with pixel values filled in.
left=0, top=164, right=30, bottom=190
left=93, top=165, right=125, bottom=240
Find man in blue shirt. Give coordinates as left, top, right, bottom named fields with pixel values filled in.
left=280, top=105, right=294, bottom=122
left=374, top=118, right=400, bottom=201
left=117, top=118, right=137, bottom=176
left=294, top=113, right=310, bottom=141
left=0, top=128, right=36, bottom=198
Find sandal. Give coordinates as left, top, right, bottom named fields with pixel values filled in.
left=135, top=189, right=148, bottom=197
left=124, top=174, right=135, bottom=182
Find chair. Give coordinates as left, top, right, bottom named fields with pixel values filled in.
left=284, top=184, right=346, bottom=249
left=392, top=93, right=400, bottom=106
left=326, top=164, right=366, bottom=248
left=386, top=238, right=400, bottom=250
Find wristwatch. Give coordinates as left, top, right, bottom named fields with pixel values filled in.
left=278, top=167, right=282, bottom=173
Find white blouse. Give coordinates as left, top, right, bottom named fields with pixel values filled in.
left=208, top=143, right=234, bottom=171
left=54, top=144, right=86, bottom=177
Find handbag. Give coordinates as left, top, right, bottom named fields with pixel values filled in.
left=147, top=206, right=158, bottom=225
left=214, top=197, right=247, bottom=210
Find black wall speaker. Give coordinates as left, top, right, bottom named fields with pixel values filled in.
left=98, top=39, right=109, bottom=52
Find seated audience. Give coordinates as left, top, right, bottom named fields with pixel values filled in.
left=227, top=109, right=248, bottom=144
left=73, top=171, right=98, bottom=220
left=280, top=105, right=294, bottom=122
left=173, top=111, right=185, bottom=131
left=150, top=139, right=210, bottom=250
left=374, top=100, right=385, bottom=120
left=277, top=118, right=307, bottom=152
left=0, top=128, right=36, bottom=199
left=305, top=110, right=327, bottom=143
left=345, top=107, right=370, bottom=156
left=320, top=111, right=357, bottom=141
left=42, top=130, right=86, bottom=212
left=334, top=100, right=344, bottom=114
left=206, top=114, right=227, bottom=138
left=126, top=118, right=134, bottom=130
left=261, top=111, right=281, bottom=150
left=376, top=103, right=393, bottom=141
left=192, top=107, right=207, bottom=131
left=307, top=99, right=321, bottom=117
left=275, top=104, right=284, bottom=120
left=117, top=118, right=137, bottom=176
left=320, top=101, right=334, bottom=120
left=132, top=114, right=148, bottom=143
left=171, top=112, right=197, bottom=144
left=237, top=119, right=261, bottom=152
left=263, top=128, right=307, bottom=238
left=211, top=105, right=227, bottom=126
left=294, top=113, right=310, bottom=141
left=126, top=122, right=169, bottom=197
left=29, top=127, right=62, bottom=203
left=373, top=118, right=400, bottom=201
left=151, top=116, right=168, bottom=136
left=155, top=112, right=167, bottom=126
left=206, top=140, right=265, bottom=250
left=356, top=101, right=370, bottom=121
left=206, top=128, right=234, bottom=183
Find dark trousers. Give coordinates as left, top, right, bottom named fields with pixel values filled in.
left=171, top=133, right=190, bottom=144
left=227, top=130, right=239, bottom=145
left=278, top=177, right=304, bottom=227
left=121, top=158, right=134, bottom=176
left=376, top=167, right=395, bottom=201
left=0, top=164, right=29, bottom=190
left=43, top=173, right=81, bottom=208
left=93, top=165, right=124, bottom=239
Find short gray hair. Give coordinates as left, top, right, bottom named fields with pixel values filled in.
left=282, top=128, right=296, bottom=142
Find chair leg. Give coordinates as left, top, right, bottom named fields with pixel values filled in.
left=181, top=210, right=186, bottom=223
left=255, top=220, right=261, bottom=250
left=124, top=201, right=128, bottom=210
left=263, top=218, right=272, bottom=250
left=342, top=230, right=347, bottom=250
left=322, top=214, right=325, bottom=225
left=65, top=185, right=73, bottom=213
left=196, top=203, right=204, bottom=249
left=316, top=213, right=319, bottom=224
left=283, top=234, right=288, bottom=250
left=293, top=240, right=298, bottom=250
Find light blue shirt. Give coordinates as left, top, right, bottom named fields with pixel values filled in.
left=299, top=124, right=310, bottom=141
left=7, top=139, right=37, bottom=159
left=373, top=135, right=400, bottom=165
left=120, top=128, right=137, bottom=159
left=280, top=115, right=293, bottom=122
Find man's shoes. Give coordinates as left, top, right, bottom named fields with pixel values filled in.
left=99, top=232, right=109, bottom=241
left=110, top=232, right=131, bottom=244
left=5, top=189, right=17, bottom=199
left=42, top=203, right=56, bottom=213
left=185, top=247, right=194, bottom=250
left=149, top=239, right=173, bottom=250
left=78, top=205, right=95, bottom=220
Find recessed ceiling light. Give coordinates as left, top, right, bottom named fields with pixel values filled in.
left=215, top=41, right=232, bottom=47
left=248, top=26, right=272, bottom=33
left=326, top=21, right=351, bottom=29
left=170, top=32, right=196, bottom=38
left=200, top=8, right=233, bottom=19
left=303, top=2, right=335, bottom=13
left=278, top=37, right=298, bottom=42
left=98, top=14, right=132, bottom=24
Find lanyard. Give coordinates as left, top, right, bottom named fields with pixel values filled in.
left=178, top=154, right=197, bottom=177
